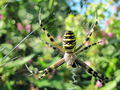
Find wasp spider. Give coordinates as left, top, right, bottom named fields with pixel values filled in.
left=27, top=19, right=109, bottom=85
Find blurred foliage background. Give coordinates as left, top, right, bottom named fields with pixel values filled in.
left=0, top=0, right=120, bottom=90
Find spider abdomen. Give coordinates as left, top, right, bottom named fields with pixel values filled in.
left=63, top=31, right=76, bottom=53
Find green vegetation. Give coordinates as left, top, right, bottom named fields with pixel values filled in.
left=0, top=0, right=120, bottom=90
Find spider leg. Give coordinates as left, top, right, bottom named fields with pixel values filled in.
left=75, top=59, right=109, bottom=85
left=75, top=20, right=98, bottom=52
left=76, top=40, right=102, bottom=55
left=34, top=58, right=65, bottom=79
left=39, top=38, right=62, bottom=54
left=39, top=23, right=64, bottom=53
left=38, top=9, right=64, bottom=53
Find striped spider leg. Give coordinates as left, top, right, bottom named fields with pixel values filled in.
left=75, top=59, right=109, bottom=85
left=38, top=9, right=64, bottom=53
left=38, top=58, right=65, bottom=79
left=25, top=58, right=65, bottom=79
left=75, top=40, right=102, bottom=55
left=74, top=19, right=98, bottom=52
left=39, top=23, right=64, bottom=53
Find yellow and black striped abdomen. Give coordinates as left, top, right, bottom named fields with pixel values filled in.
left=63, top=31, right=76, bottom=53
